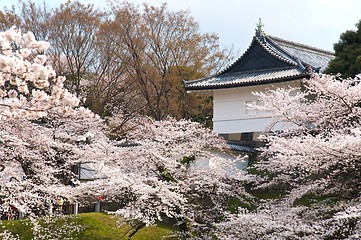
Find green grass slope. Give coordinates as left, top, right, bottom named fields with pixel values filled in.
left=0, top=212, right=177, bottom=240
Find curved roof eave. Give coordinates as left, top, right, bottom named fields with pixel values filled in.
left=185, top=72, right=310, bottom=91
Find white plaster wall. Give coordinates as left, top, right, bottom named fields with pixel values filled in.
left=213, top=80, right=301, bottom=134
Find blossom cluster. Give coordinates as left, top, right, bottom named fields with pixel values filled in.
left=0, top=27, right=93, bottom=120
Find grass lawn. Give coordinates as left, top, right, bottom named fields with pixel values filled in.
left=0, top=212, right=177, bottom=240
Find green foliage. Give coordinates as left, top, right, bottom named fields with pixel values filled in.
left=294, top=194, right=340, bottom=207
left=227, top=197, right=257, bottom=213
left=251, top=192, right=286, bottom=200
left=0, top=213, right=176, bottom=240
left=325, top=19, right=361, bottom=78
left=177, top=155, right=196, bottom=168
left=247, top=164, right=274, bottom=179
left=157, top=165, right=177, bottom=182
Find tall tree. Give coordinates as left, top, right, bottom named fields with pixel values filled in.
left=83, top=19, right=143, bottom=117
left=325, top=19, right=361, bottom=78
left=47, top=1, right=104, bottom=97
left=0, top=5, right=21, bottom=31
left=107, top=2, right=233, bottom=120
left=0, top=1, right=51, bottom=41
left=17, top=0, right=51, bottom=41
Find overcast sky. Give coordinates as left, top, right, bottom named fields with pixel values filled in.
left=1, top=0, right=361, bottom=53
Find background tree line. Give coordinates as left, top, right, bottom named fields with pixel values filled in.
left=325, top=19, right=361, bottom=78
left=0, top=0, right=234, bottom=126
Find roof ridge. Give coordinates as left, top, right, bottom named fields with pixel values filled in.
left=255, top=37, right=298, bottom=66
left=268, top=35, right=334, bottom=56
left=221, top=66, right=299, bottom=76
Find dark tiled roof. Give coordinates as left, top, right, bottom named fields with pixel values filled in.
left=115, top=141, right=140, bottom=148
left=268, top=35, right=334, bottom=72
left=228, top=143, right=255, bottom=153
left=216, top=35, right=298, bottom=76
left=184, top=31, right=334, bottom=91
left=184, top=67, right=306, bottom=90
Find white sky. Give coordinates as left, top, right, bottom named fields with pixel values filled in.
left=1, top=0, right=361, bottom=52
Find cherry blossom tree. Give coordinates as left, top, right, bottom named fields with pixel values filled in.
left=0, top=26, right=98, bottom=220
left=216, top=74, right=361, bottom=239
left=0, top=26, right=96, bottom=120
left=77, top=115, right=251, bottom=237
